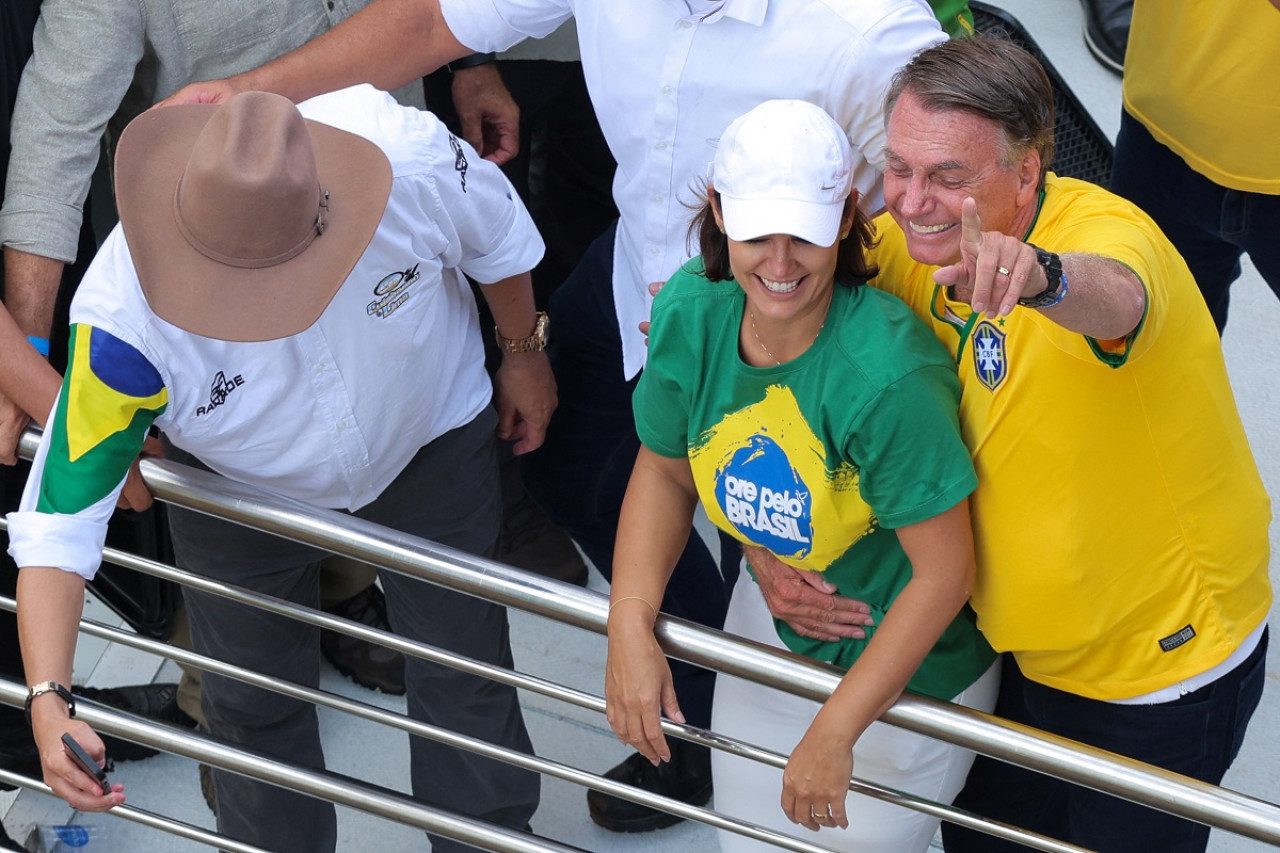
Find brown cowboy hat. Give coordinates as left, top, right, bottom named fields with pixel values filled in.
left=114, top=91, right=392, bottom=342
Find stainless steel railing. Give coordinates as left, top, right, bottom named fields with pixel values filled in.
left=5, top=426, right=1279, bottom=852
left=0, top=551, right=1079, bottom=853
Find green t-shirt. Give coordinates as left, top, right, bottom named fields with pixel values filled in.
left=635, top=260, right=995, bottom=701
left=929, top=0, right=975, bottom=38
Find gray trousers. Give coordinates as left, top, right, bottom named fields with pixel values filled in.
left=166, top=408, right=539, bottom=852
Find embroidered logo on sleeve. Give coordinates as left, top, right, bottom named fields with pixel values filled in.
left=449, top=134, right=469, bottom=192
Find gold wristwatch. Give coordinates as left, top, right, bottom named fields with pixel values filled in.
left=494, top=311, right=549, bottom=353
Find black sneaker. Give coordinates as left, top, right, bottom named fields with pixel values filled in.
left=0, top=683, right=191, bottom=783
left=586, top=740, right=712, bottom=833
left=1081, top=0, right=1132, bottom=74
left=76, top=682, right=197, bottom=762
left=498, top=491, right=588, bottom=586
left=499, top=522, right=589, bottom=586
left=0, top=719, right=42, bottom=787
left=320, top=585, right=406, bottom=695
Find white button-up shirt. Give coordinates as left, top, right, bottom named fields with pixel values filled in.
left=7, top=86, right=544, bottom=579
left=440, top=0, right=945, bottom=378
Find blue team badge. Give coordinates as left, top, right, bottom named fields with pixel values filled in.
left=714, top=435, right=814, bottom=559
left=971, top=320, right=1007, bottom=391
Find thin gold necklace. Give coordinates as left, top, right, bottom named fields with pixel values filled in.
left=749, top=310, right=825, bottom=366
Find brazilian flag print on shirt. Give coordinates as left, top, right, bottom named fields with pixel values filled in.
left=36, top=324, right=168, bottom=515
left=697, top=384, right=872, bottom=571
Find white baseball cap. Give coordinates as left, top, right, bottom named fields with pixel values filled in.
left=711, top=100, right=853, bottom=248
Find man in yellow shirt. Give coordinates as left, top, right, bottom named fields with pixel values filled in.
left=1111, top=0, right=1280, bottom=334
left=750, top=36, right=1271, bottom=852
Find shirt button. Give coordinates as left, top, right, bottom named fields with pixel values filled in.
left=650, top=246, right=660, bottom=256
left=314, top=363, right=324, bottom=374
left=656, top=141, right=668, bottom=150
left=652, top=193, right=663, bottom=203
left=661, top=85, right=673, bottom=95
left=336, top=420, right=347, bottom=431
left=681, top=20, right=692, bottom=28
left=327, top=0, right=335, bottom=9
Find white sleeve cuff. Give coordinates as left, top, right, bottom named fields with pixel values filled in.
left=439, top=0, right=569, bottom=53
left=6, top=511, right=109, bottom=581
left=460, top=219, right=546, bottom=285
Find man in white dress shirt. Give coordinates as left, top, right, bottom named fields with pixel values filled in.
left=10, top=86, right=553, bottom=853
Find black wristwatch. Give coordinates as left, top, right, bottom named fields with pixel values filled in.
left=447, top=52, right=496, bottom=72
left=1018, top=245, right=1067, bottom=309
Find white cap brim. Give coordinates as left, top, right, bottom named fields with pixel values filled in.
left=720, top=195, right=844, bottom=248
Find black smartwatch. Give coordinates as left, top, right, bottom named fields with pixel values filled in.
left=1018, top=244, right=1068, bottom=309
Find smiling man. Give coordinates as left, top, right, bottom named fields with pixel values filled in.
left=868, top=36, right=1270, bottom=853
left=748, top=36, right=1271, bottom=853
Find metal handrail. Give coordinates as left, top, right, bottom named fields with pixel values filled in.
left=0, top=677, right=583, bottom=853
left=0, top=566, right=1085, bottom=853
left=10, top=427, right=1280, bottom=847
left=0, top=767, right=271, bottom=853
left=0, top=587, right=904, bottom=853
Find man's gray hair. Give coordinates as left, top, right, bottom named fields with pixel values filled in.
left=885, top=35, right=1055, bottom=186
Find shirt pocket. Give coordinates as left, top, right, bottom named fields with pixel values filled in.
left=171, top=3, right=308, bottom=77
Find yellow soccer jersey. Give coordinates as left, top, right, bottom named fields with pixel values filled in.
left=1124, top=0, right=1280, bottom=193
left=871, top=174, right=1273, bottom=700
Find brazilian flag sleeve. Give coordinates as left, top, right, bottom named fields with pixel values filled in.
left=33, top=324, right=168, bottom=515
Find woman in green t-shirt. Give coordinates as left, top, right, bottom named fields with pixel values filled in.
left=603, top=100, right=998, bottom=852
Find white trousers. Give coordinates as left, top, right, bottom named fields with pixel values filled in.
left=711, top=570, right=1001, bottom=853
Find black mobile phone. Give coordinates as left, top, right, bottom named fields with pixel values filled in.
left=61, top=733, right=110, bottom=790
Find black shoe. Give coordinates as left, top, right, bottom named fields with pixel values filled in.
left=1081, top=0, right=1131, bottom=74
left=587, top=740, right=712, bottom=833
left=75, top=682, right=197, bottom=762
left=0, top=719, right=42, bottom=788
left=320, top=585, right=406, bottom=695
left=498, top=495, right=588, bottom=586
left=499, top=523, right=589, bottom=586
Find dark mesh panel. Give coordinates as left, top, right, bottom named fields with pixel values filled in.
left=970, top=1, right=1115, bottom=188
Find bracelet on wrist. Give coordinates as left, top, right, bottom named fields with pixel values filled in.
left=608, top=596, right=658, bottom=621
left=495, top=311, right=549, bottom=353
left=25, top=681, right=75, bottom=725
left=448, top=52, right=496, bottom=72
left=27, top=335, right=51, bottom=357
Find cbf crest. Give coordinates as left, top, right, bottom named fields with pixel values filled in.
left=971, top=320, right=1007, bottom=391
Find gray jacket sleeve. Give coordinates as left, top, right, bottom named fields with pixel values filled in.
left=0, top=0, right=146, bottom=263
